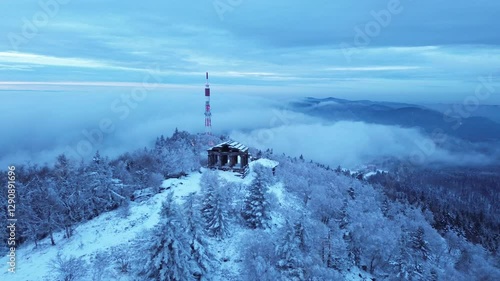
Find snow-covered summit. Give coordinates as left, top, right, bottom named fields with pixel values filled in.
left=2, top=155, right=496, bottom=280
left=0, top=159, right=294, bottom=281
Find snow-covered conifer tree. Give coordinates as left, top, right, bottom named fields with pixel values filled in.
left=242, top=164, right=271, bottom=229
left=275, top=222, right=305, bottom=280
left=144, top=193, right=194, bottom=281
left=184, top=193, right=213, bottom=280
left=84, top=151, right=122, bottom=217
left=157, top=130, right=200, bottom=178
left=200, top=171, right=230, bottom=239
left=241, top=230, right=280, bottom=281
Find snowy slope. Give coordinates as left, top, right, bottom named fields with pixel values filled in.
left=1, top=159, right=368, bottom=281
left=0, top=172, right=202, bottom=281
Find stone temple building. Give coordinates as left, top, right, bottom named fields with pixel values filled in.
left=207, top=141, right=250, bottom=172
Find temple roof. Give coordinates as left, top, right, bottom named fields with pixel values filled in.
left=209, top=141, right=249, bottom=153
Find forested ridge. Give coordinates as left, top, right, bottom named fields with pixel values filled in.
left=1, top=131, right=499, bottom=280
left=369, top=164, right=500, bottom=254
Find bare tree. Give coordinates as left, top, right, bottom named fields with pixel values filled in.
left=50, top=253, right=88, bottom=281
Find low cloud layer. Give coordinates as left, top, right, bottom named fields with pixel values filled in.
left=1, top=90, right=495, bottom=169
left=0, top=89, right=307, bottom=166
left=230, top=121, right=495, bottom=168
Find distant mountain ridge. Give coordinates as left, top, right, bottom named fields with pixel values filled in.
left=424, top=103, right=500, bottom=124
left=293, top=97, right=500, bottom=142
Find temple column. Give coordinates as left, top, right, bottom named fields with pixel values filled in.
left=208, top=153, right=215, bottom=167
left=234, top=154, right=239, bottom=166
left=213, top=155, right=217, bottom=166
left=221, top=153, right=228, bottom=166
left=240, top=154, right=245, bottom=167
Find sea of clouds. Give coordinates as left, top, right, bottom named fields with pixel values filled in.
left=1, top=89, right=494, bottom=168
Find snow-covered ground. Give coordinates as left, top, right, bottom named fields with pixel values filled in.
left=0, top=172, right=202, bottom=280
left=1, top=159, right=367, bottom=280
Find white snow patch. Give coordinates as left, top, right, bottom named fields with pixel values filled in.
left=162, top=171, right=203, bottom=203
left=363, top=171, right=377, bottom=179
left=269, top=182, right=285, bottom=204
left=250, top=158, right=279, bottom=169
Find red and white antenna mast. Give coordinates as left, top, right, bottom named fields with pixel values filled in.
left=204, top=72, right=212, bottom=134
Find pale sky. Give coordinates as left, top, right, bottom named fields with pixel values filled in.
left=0, top=0, right=499, bottom=103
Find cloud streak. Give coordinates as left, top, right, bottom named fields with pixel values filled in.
left=0, top=1, right=499, bottom=103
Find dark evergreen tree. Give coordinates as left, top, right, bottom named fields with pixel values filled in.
left=411, top=226, right=430, bottom=261
left=293, top=215, right=310, bottom=253
left=334, top=165, right=342, bottom=174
